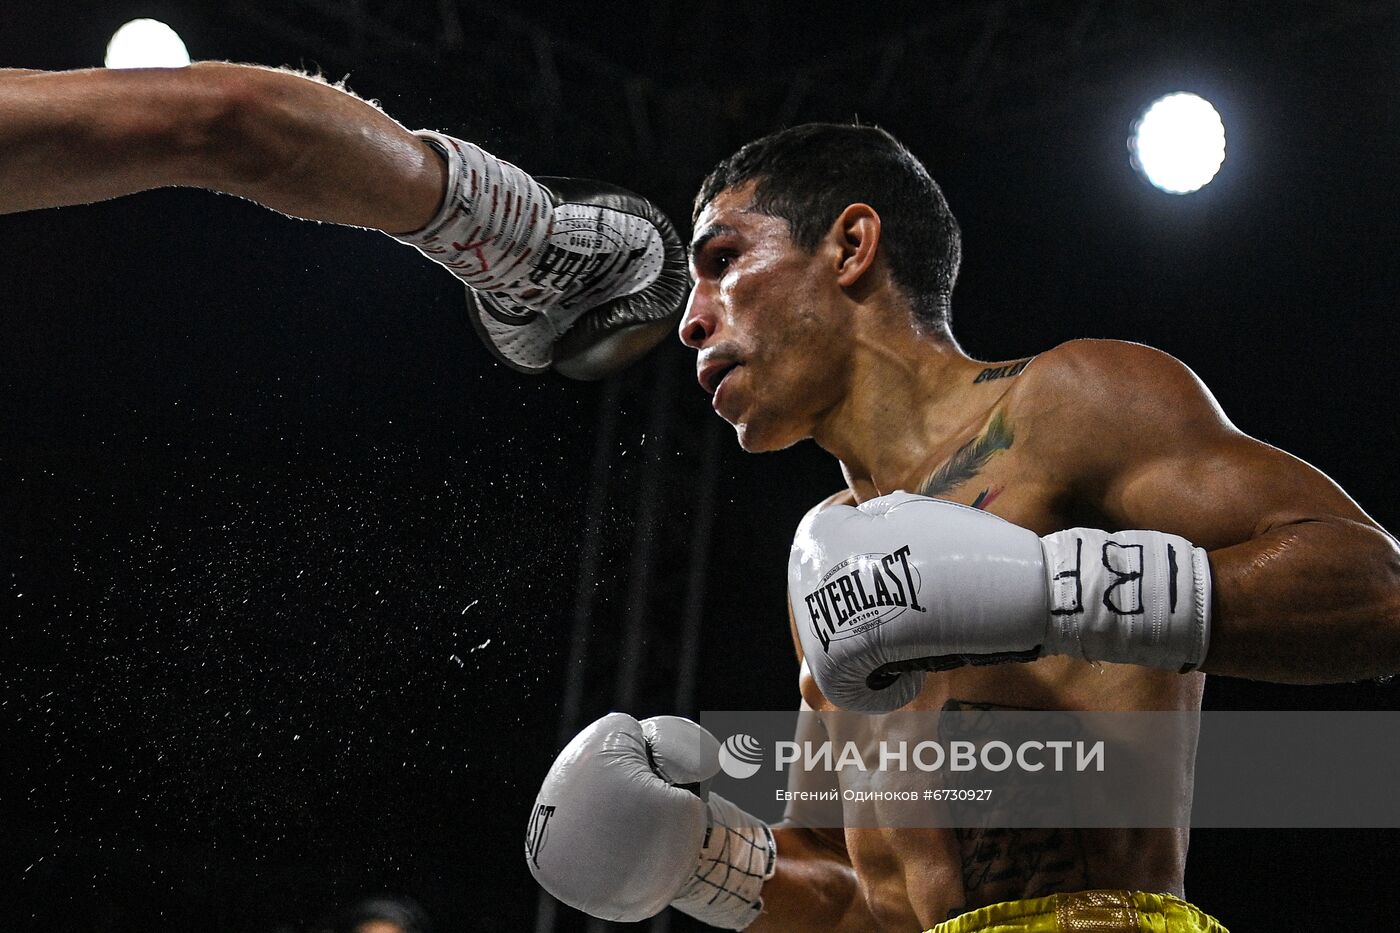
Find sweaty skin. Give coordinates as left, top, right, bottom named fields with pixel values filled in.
left=0, top=65, right=445, bottom=230
left=781, top=366, right=1202, bottom=929
left=681, top=185, right=1400, bottom=930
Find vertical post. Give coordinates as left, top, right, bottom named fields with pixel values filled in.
left=650, top=405, right=723, bottom=933
left=535, top=377, right=623, bottom=933
left=613, top=360, right=674, bottom=713
left=673, top=417, right=723, bottom=718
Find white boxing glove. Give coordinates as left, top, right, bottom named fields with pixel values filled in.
left=789, top=491, right=1212, bottom=712
left=392, top=132, right=687, bottom=379
left=526, top=713, right=776, bottom=929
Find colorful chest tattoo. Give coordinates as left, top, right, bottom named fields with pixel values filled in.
left=919, top=409, right=1014, bottom=508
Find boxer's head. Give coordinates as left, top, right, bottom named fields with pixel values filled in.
left=682, top=123, right=961, bottom=452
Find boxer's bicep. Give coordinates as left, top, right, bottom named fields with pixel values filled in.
left=1058, top=340, right=1374, bottom=544
left=1091, top=364, right=1400, bottom=680
left=1109, top=429, right=1378, bottom=550
left=1046, top=342, right=1400, bottom=679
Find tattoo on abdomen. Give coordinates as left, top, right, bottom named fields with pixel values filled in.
left=943, top=699, right=1089, bottom=910
left=955, top=826, right=1088, bottom=907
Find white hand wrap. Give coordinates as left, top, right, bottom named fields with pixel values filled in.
left=394, top=131, right=556, bottom=301
left=527, top=713, right=775, bottom=929
left=392, top=132, right=685, bottom=379
left=790, top=492, right=1213, bottom=712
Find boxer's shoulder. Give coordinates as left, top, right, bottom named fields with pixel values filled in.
left=1013, top=339, right=1208, bottom=403
left=1003, top=339, right=1231, bottom=462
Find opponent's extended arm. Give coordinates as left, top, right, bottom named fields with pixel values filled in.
left=0, top=64, right=687, bottom=377
left=0, top=64, right=444, bottom=228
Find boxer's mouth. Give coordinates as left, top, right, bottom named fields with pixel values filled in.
left=698, top=360, right=741, bottom=396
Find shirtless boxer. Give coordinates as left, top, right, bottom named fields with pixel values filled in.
left=526, top=124, right=1400, bottom=931
left=0, top=64, right=687, bottom=376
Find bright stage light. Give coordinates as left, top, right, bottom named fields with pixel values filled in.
left=1129, top=92, right=1226, bottom=195
left=104, top=19, right=191, bottom=69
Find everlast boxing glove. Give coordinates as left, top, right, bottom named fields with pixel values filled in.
left=393, top=131, right=687, bottom=379
left=789, top=491, right=1212, bottom=712
left=526, top=713, right=775, bottom=928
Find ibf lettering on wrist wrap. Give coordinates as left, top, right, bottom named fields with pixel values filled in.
left=1042, top=528, right=1212, bottom=672
left=396, top=130, right=554, bottom=301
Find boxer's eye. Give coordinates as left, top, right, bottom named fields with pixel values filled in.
left=708, top=249, right=737, bottom=276
left=691, top=237, right=740, bottom=281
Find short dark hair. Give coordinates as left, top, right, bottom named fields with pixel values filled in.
left=694, top=123, right=961, bottom=338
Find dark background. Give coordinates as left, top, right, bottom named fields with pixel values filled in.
left=4, top=1, right=1399, bottom=930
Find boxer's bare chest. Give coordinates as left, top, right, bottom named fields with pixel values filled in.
left=799, top=381, right=1195, bottom=928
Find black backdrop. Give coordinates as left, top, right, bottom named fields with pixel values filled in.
left=4, top=2, right=1400, bottom=930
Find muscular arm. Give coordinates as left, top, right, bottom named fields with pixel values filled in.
left=1062, top=341, right=1400, bottom=682
left=0, top=63, right=443, bottom=231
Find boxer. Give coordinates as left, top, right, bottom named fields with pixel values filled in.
left=0, top=63, right=687, bottom=377
left=528, top=124, right=1400, bottom=930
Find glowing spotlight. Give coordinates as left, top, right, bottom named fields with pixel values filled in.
left=1129, top=92, right=1226, bottom=194
left=104, top=19, right=191, bottom=69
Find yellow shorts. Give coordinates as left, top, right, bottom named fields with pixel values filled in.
left=926, top=890, right=1228, bottom=933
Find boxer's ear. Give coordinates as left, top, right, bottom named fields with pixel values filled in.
left=830, top=203, right=881, bottom=290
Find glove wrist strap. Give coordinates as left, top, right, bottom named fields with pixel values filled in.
left=672, top=793, right=776, bottom=931
left=1041, top=528, right=1212, bottom=672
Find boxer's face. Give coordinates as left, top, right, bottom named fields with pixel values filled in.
left=682, top=184, right=855, bottom=452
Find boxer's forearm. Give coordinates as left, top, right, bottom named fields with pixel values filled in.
left=747, top=826, right=876, bottom=932
left=1203, top=518, right=1400, bottom=682
left=0, top=63, right=444, bottom=232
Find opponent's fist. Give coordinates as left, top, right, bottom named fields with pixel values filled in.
left=395, top=133, right=687, bottom=379
left=526, top=713, right=774, bottom=928
left=789, top=492, right=1211, bottom=712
